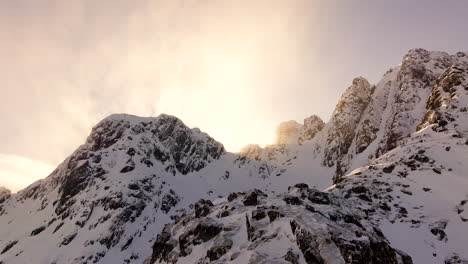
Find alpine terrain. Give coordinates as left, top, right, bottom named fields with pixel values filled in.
left=1, top=49, right=468, bottom=264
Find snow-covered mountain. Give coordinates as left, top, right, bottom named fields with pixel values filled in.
left=1, top=49, right=468, bottom=264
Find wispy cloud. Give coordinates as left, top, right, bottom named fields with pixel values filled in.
left=0, top=153, right=54, bottom=192
left=1, top=0, right=467, bottom=191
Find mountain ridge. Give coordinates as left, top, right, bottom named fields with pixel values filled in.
left=1, top=48, right=468, bottom=264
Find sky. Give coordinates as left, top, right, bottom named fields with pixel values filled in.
left=1, top=0, right=467, bottom=192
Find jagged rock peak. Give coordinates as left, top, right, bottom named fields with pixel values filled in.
left=275, top=120, right=303, bottom=145
left=0, top=187, right=11, bottom=204
left=238, top=144, right=263, bottom=160
left=275, top=115, right=325, bottom=145
left=82, top=113, right=225, bottom=174
left=398, top=48, right=468, bottom=86
left=401, top=48, right=467, bottom=64
left=87, top=113, right=224, bottom=151
left=323, top=77, right=373, bottom=176
left=300, top=115, right=325, bottom=144
left=334, top=77, right=373, bottom=115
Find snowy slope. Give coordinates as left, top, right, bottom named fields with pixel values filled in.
left=1, top=49, right=468, bottom=264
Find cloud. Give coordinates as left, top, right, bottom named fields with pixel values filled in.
left=0, top=0, right=326, bottom=164
left=2, top=0, right=466, bottom=191
left=0, top=153, right=55, bottom=192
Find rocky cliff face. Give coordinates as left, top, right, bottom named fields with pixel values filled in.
left=275, top=115, right=325, bottom=146
left=417, top=64, right=468, bottom=132
left=319, top=49, right=468, bottom=182
left=1, top=49, right=468, bottom=264
left=0, top=187, right=10, bottom=215
left=299, top=115, right=325, bottom=145
left=322, top=77, right=374, bottom=177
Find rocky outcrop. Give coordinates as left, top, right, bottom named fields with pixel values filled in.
left=417, top=65, right=468, bottom=132
left=275, top=115, right=325, bottom=146
left=0, top=187, right=10, bottom=205
left=146, top=184, right=412, bottom=264
left=320, top=49, right=468, bottom=182
left=276, top=120, right=303, bottom=145
left=299, top=115, right=325, bottom=145
left=87, top=114, right=225, bottom=175
left=375, top=49, right=468, bottom=156
left=323, top=77, right=374, bottom=178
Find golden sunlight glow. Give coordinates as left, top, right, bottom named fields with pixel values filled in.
left=157, top=48, right=276, bottom=152
left=0, top=0, right=321, bottom=191
left=153, top=0, right=308, bottom=152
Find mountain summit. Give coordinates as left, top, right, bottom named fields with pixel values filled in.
left=1, top=49, right=468, bottom=264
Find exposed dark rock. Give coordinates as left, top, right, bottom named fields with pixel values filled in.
left=91, top=154, right=102, bottom=163
left=307, top=189, right=331, bottom=205
left=380, top=202, right=392, bottom=211
left=383, top=164, right=396, bottom=173
left=284, top=248, right=300, bottom=264
left=120, top=165, right=135, bottom=173
left=349, top=185, right=368, bottom=194
left=243, top=192, right=258, bottom=206
left=153, top=147, right=169, bottom=163
left=290, top=220, right=324, bottom=264
left=194, top=199, right=213, bottom=218
left=121, top=237, right=133, bottom=251
left=30, top=226, right=46, bottom=236
left=245, top=214, right=255, bottom=241
left=206, top=237, right=233, bottom=261
left=126, top=147, right=136, bottom=156
left=227, top=193, right=238, bottom=202
left=216, top=210, right=230, bottom=218
left=128, top=183, right=140, bottom=191
left=149, top=227, right=176, bottom=263
left=60, top=233, right=77, bottom=246
left=53, top=222, right=64, bottom=234
left=399, top=207, right=408, bottom=215
left=178, top=220, right=222, bottom=256
left=161, top=192, right=180, bottom=214
left=267, top=210, right=284, bottom=222
left=293, top=183, right=309, bottom=190
left=252, top=209, right=266, bottom=220
left=283, top=196, right=303, bottom=205
left=401, top=189, right=413, bottom=196
left=373, top=227, right=384, bottom=238
left=445, top=255, right=468, bottom=264
left=431, top=227, right=447, bottom=241
left=55, top=160, right=93, bottom=215
left=358, top=194, right=373, bottom=202
left=343, top=214, right=364, bottom=228
left=1, top=240, right=18, bottom=254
